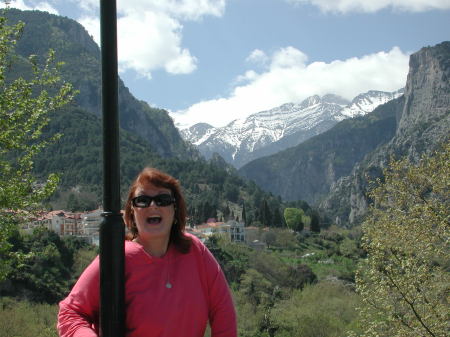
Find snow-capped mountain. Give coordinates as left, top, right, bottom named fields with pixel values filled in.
left=339, top=89, right=404, bottom=119
left=181, top=89, right=403, bottom=168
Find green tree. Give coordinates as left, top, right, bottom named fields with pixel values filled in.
left=240, top=268, right=274, bottom=307
left=263, top=231, right=276, bottom=249
left=0, top=14, right=74, bottom=280
left=272, top=281, right=361, bottom=337
left=283, top=208, right=304, bottom=232
left=66, top=193, right=81, bottom=212
left=2, top=227, right=78, bottom=303
left=352, top=143, right=450, bottom=337
left=242, top=203, right=247, bottom=226
left=309, top=210, right=321, bottom=233
left=224, top=182, right=239, bottom=202
left=260, top=199, right=272, bottom=226
left=272, top=207, right=283, bottom=228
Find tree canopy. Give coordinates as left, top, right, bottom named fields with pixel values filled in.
left=0, top=13, right=74, bottom=279
left=283, top=207, right=305, bottom=232
left=352, top=142, right=450, bottom=337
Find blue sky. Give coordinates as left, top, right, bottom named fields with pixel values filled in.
left=3, top=0, right=450, bottom=128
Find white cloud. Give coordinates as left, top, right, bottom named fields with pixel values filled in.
left=34, top=1, right=58, bottom=14
left=246, top=49, right=269, bottom=66
left=126, top=0, right=226, bottom=20
left=235, top=70, right=259, bottom=84
left=270, top=46, right=308, bottom=68
left=171, top=46, right=409, bottom=128
left=4, top=0, right=222, bottom=85
left=287, top=0, right=450, bottom=13
left=68, top=0, right=223, bottom=78
left=76, top=0, right=225, bottom=17
left=117, top=11, right=197, bottom=78
left=2, top=0, right=58, bottom=14
left=78, top=16, right=100, bottom=45
left=1, top=0, right=31, bottom=10
left=77, top=0, right=97, bottom=12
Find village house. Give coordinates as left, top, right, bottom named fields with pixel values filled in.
left=81, top=208, right=103, bottom=245
left=26, top=210, right=254, bottom=248
left=27, top=210, right=83, bottom=236
left=193, top=220, right=246, bottom=243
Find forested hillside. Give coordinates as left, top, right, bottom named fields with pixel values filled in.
left=5, top=8, right=191, bottom=159
left=0, top=9, right=298, bottom=225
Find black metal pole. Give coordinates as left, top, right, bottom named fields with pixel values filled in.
left=99, top=0, right=125, bottom=336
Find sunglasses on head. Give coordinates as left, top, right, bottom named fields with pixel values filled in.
left=131, top=194, right=175, bottom=208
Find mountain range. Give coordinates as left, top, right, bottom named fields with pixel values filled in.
left=4, top=9, right=448, bottom=228
left=239, top=41, right=450, bottom=225
left=181, top=89, right=403, bottom=168
left=4, top=9, right=286, bottom=225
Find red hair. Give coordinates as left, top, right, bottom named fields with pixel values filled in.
left=124, top=167, right=191, bottom=254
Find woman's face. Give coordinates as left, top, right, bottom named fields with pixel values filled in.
left=132, top=182, right=175, bottom=244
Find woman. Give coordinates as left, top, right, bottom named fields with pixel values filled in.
left=57, top=168, right=237, bottom=337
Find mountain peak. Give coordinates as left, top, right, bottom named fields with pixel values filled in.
left=180, top=123, right=216, bottom=146
left=339, top=89, right=404, bottom=119
left=180, top=90, right=402, bottom=168
left=301, top=95, right=322, bottom=108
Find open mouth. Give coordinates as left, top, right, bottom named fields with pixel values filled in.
left=147, top=216, right=162, bottom=225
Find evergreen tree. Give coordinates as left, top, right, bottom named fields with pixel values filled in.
left=260, top=199, right=272, bottom=226
left=66, top=193, right=81, bottom=212
left=310, top=210, right=320, bottom=233
left=272, top=207, right=283, bottom=227
left=222, top=204, right=230, bottom=221
left=242, top=203, right=247, bottom=226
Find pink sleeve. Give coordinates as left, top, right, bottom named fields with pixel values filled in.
left=203, top=247, right=237, bottom=337
left=57, top=256, right=100, bottom=337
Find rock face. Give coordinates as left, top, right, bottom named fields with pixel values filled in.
left=320, top=41, right=450, bottom=225
left=239, top=41, right=449, bottom=226
left=393, top=42, right=450, bottom=158
left=182, top=91, right=402, bottom=168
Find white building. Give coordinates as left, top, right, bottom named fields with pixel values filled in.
left=27, top=210, right=83, bottom=236
left=194, top=220, right=246, bottom=243
left=82, top=208, right=103, bottom=235
left=80, top=208, right=103, bottom=245
left=227, top=220, right=245, bottom=243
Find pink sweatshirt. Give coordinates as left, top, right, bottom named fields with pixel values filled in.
left=58, top=234, right=237, bottom=337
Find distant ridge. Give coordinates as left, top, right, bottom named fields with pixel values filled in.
left=181, top=90, right=403, bottom=168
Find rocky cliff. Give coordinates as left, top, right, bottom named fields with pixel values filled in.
left=321, top=41, right=450, bottom=225
left=240, top=41, right=449, bottom=226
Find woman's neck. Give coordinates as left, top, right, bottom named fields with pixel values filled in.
left=134, top=236, right=169, bottom=257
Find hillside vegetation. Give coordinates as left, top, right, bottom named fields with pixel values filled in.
left=2, top=9, right=299, bottom=225
left=1, top=225, right=364, bottom=337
